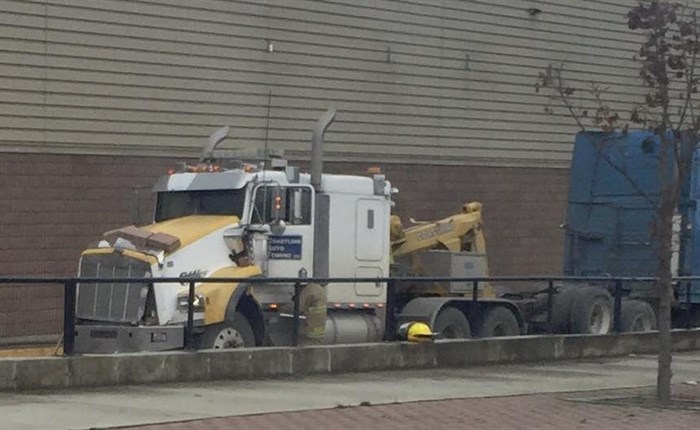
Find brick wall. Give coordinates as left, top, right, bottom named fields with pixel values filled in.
left=324, top=162, right=569, bottom=276
left=0, top=153, right=175, bottom=340
left=0, top=153, right=569, bottom=340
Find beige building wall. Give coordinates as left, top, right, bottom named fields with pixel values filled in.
left=0, top=0, right=675, bottom=166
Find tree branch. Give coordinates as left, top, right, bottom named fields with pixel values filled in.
left=675, top=10, right=697, bottom=131
left=554, top=70, right=587, bottom=132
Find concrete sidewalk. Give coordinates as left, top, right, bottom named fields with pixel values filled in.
left=0, top=352, right=698, bottom=430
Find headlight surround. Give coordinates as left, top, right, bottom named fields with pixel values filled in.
left=177, top=293, right=206, bottom=311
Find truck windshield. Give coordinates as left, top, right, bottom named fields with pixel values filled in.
left=155, top=189, right=246, bottom=222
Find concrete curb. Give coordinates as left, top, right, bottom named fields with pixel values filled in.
left=1, top=329, right=699, bottom=391
left=0, top=334, right=61, bottom=348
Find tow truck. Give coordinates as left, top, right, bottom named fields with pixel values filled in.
left=72, top=110, right=631, bottom=353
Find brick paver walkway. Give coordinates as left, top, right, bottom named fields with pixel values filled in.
left=119, top=386, right=700, bottom=430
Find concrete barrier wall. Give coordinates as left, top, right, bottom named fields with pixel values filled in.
left=1, top=329, right=699, bottom=392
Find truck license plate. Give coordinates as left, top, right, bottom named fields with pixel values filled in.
left=151, top=332, right=168, bottom=343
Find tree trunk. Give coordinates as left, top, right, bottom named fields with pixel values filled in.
left=656, top=199, right=674, bottom=404
left=657, top=271, right=673, bottom=404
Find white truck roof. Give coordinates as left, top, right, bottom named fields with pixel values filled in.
left=154, top=169, right=381, bottom=197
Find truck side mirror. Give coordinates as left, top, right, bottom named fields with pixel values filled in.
left=270, top=219, right=286, bottom=235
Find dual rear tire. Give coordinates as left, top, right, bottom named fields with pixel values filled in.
left=552, top=286, right=656, bottom=334
left=620, top=300, right=656, bottom=332
left=433, top=305, right=520, bottom=339
left=478, top=307, right=520, bottom=337
left=432, top=287, right=652, bottom=339
left=433, top=307, right=471, bottom=338
left=569, top=287, right=613, bottom=334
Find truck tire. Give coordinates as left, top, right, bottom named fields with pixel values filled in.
left=570, top=287, right=612, bottom=334
left=434, top=307, right=471, bottom=339
left=549, top=286, right=579, bottom=333
left=478, top=306, right=520, bottom=337
left=198, top=311, right=256, bottom=349
left=620, top=300, right=656, bottom=332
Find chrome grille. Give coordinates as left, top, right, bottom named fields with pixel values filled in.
left=77, top=253, right=150, bottom=324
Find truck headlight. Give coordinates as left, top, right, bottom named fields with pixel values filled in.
left=177, top=293, right=206, bottom=311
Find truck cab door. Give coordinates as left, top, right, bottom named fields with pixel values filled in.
left=251, top=185, right=314, bottom=278
left=354, top=198, right=387, bottom=297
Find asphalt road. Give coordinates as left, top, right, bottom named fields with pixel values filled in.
left=0, top=351, right=698, bottom=430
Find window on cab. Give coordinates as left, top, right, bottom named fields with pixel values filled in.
left=251, top=186, right=312, bottom=225
left=155, top=189, right=246, bottom=222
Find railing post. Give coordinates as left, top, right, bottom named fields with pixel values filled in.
left=471, top=280, right=480, bottom=332
left=613, top=280, right=622, bottom=333
left=185, top=281, right=195, bottom=350
left=63, top=280, right=77, bottom=356
left=546, top=280, right=555, bottom=334
left=686, top=281, right=693, bottom=330
left=292, top=268, right=307, bottom=347
left=384, top=279, right=397, bottom=341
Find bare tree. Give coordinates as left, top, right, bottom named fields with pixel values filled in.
left=536, top=1, right=700, bottom=404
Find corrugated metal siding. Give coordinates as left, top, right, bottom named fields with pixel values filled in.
left=0, top=0, right=694, bottom=166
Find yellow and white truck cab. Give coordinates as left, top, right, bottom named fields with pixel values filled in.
left=74, top=110, right=394, bottom=352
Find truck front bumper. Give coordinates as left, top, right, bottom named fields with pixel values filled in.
left=74, top=324, right=184, bottom=354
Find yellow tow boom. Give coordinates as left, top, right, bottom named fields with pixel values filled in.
left=390, top=202, right=493, bottom=298
left=391, top=202, right=488, bottom=258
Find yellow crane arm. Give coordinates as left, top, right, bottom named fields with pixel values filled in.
left=390, top=202, right=494, bottom=298
left=391, top=202, right=487, bottom=258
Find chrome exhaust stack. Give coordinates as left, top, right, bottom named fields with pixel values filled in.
left=310, top=108, right=336, bottom=280
left=201, top=126, right=230, bottom=161
left=310, top=108, right=337, bottom=192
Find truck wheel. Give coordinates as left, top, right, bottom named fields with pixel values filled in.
left=199, top=312, right=256, bottom=349
left=434, top=307, right=471, bottom=339
left=549, top=286, right=578, bottom=333
left=620, top=300, right=656, bottom=332
left=570, top=287, right=612, bottom=334
left=478, top=307, right=520, bottom=337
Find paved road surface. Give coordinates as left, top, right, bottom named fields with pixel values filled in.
left=0, top=352, right=698, bottom=430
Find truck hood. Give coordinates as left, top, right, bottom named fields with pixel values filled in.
left=143, top=215, right=239, bottom=249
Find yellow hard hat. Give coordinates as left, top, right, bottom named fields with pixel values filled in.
left=399, top=322, right=434, bottom=342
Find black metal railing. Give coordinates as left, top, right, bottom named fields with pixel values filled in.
left=0, top=274, right=697, bottom=355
